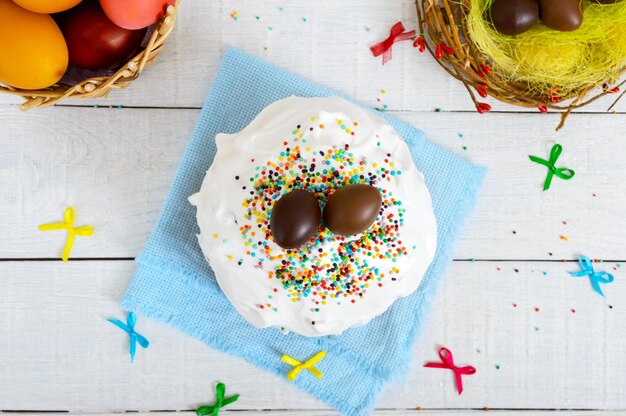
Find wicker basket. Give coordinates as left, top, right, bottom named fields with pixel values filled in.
left=416, top=0, right=626, bottom=130
left=0, top=2, right=179, bottom=111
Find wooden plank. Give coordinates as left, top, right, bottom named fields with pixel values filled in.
left=5, top=412, right=626, bottom=416
left=0, top=107, right=196, bottom=259
left=401, top=110, right=626, bottom=261
left=1, top=107, right=625, bottom=260
left=0, top=260, right=623, bottom=411
left=0, top=0, right=623, bottom=114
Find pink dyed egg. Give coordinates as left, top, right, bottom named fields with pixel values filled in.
left=99, top=0, right=175, bottom=30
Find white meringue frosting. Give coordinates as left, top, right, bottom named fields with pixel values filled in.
left=190, top=96, right=437, bottom=337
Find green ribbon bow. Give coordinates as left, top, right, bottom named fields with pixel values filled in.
left=528, top=143, right=575, bottom=191
left=196, top=383, right=239, bottom=416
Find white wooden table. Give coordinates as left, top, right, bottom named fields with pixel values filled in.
left=1, top=1, right=625, bottom=415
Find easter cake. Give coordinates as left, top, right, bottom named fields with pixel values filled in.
left=189, top=96, right=437, bottom=337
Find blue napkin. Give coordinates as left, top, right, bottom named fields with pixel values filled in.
left=122, top=48, right=485, bottom=415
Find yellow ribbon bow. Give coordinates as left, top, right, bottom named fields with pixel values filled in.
left=281, top=351, right=327, bottom=381
left=39, top=207, right=94, bottom=262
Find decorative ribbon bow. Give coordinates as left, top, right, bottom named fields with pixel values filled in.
left=569, top=255, right=614, bottom=297
left=281, top=351, right=327, bottom=381
left=370, top=21, right=416, bottom=65
left=424, top=347, right=476, bottom=395
left=106, top=312, right=149, bottom=362
left=39, top=207, right=94, bottom=262
left=196, top=383, right=239, bottom=416
left=528, top=144, right=575, bottom=191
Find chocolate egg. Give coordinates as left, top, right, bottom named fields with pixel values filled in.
left=488, top=0, right=539, bottom=36
left=270, top=189, right=321, bottom=249
left=540, top=0, right=583, bottom=31
left=323, top=184, right=382, bottom=236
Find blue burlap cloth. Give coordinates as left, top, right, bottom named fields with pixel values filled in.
left=122, top=48, right=486, bottom=415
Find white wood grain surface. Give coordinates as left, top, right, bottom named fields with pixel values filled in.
left=1, top=108, right=625, bottom=260
left=1, top=261, right=624, bottom=411
left=8, top=413, right=626, bottom=416
left=10, top=413, right=626, bottom=416
left=1, top=0, right=625, bottom=414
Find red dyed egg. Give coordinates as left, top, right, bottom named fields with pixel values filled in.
left=99, top=0, right=175, bottom=30
left=58, top=2, right=146, bottom=71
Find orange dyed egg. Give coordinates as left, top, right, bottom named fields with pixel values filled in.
left=0, top=0, right=68, bottom=90
left=12, top=0, right=82, bottom=13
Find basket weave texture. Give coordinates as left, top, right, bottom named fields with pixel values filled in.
left=0, top=2, right=179, bottom=111
left=416, top=0, right=626, bottom=130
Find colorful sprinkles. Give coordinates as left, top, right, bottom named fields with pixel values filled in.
left=233, top=116, right=409, bottom=310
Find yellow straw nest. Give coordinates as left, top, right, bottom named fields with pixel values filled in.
left=416, top=0, right=626, bottom=129
left=467, top=0, right=626, bottom=97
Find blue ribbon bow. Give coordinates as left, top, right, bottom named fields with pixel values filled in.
left=568, top=256, right=614, bottom=297
left=107, top=312, right=150, bottom=362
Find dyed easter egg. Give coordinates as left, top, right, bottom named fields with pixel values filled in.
left=11, top=0, right=82, bottom=13
left=59, top=2, right=146, bottom=71
left=0, top=0, right=68, bottom=90
left=540, top=0, right=583, bottom=31
left=99, top=0, right=175, bottom=30
left=488, top=0, right=539, bottom=36
left=323, top=184, right=382, bottom=236
left=270, top=190, right=321, bottom=249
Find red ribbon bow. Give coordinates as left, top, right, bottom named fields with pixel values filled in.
left=370, top=22, right=416, bottom=65
left=424, top=347, right=476, bottom=394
